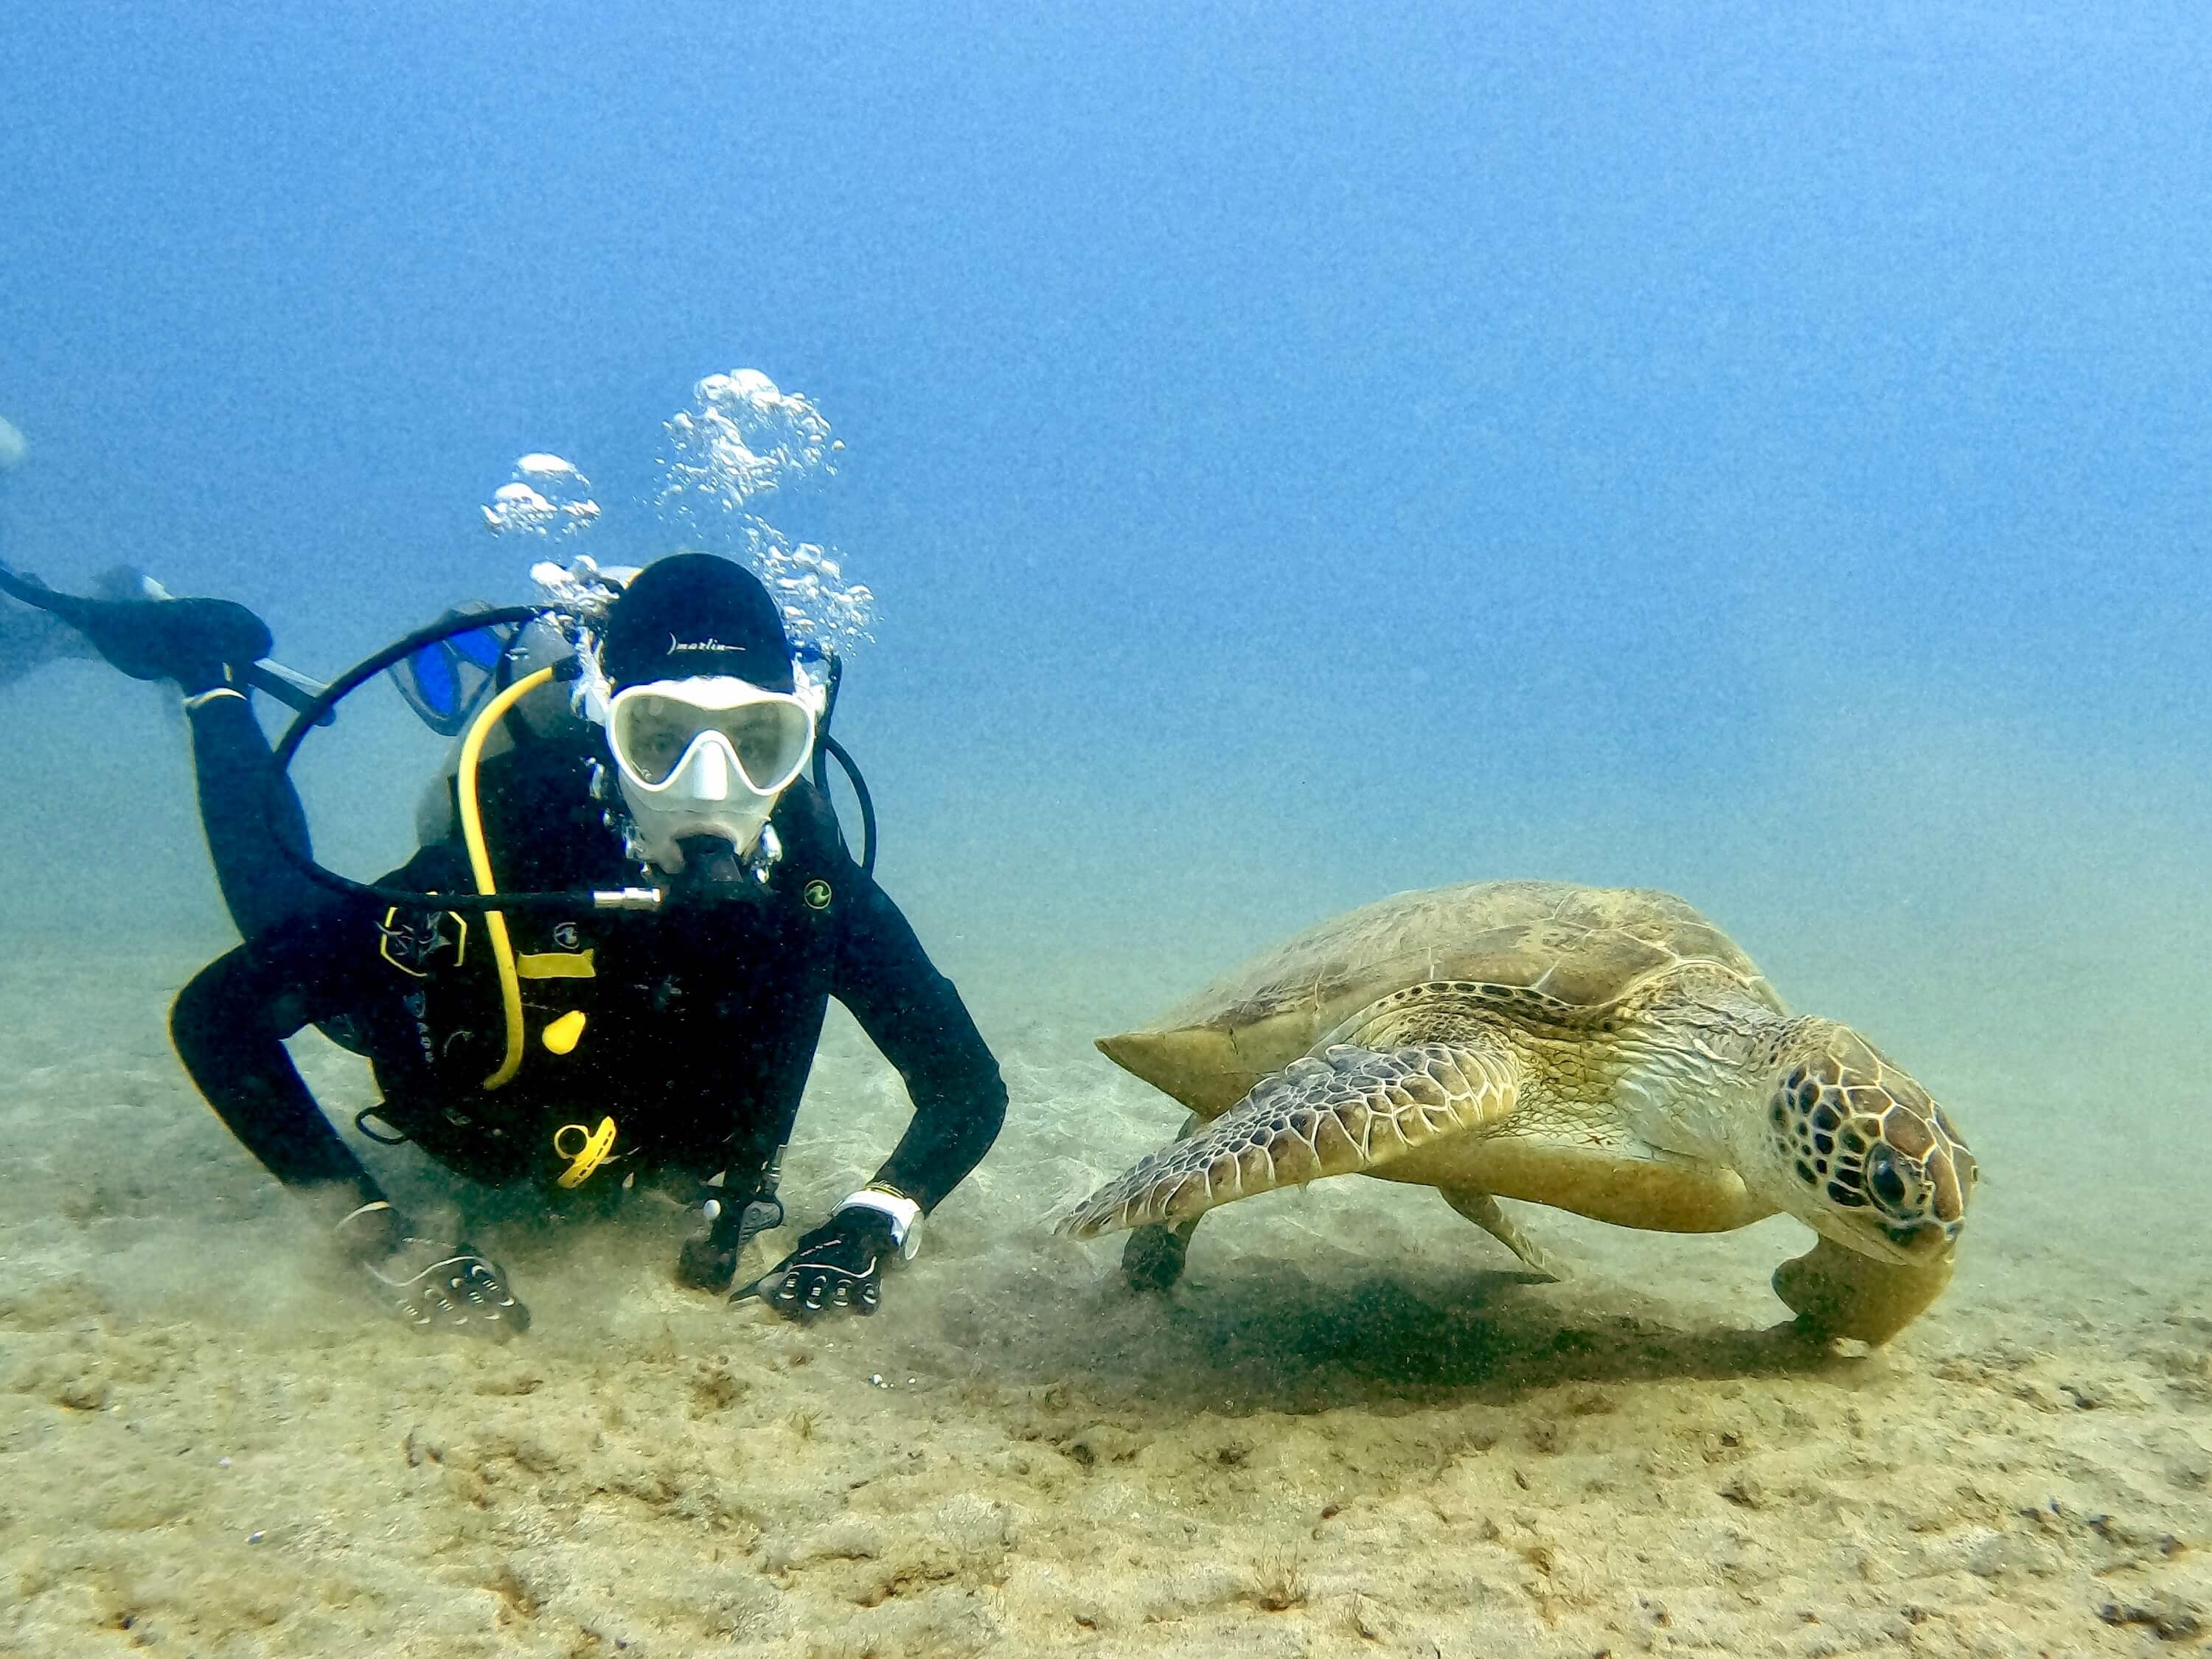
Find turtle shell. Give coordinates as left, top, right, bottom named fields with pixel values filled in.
left=1099, top=880, right=1777, bottom=1118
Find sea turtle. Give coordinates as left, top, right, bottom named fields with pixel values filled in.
left=1060, top=881, right=1977, bottom=1343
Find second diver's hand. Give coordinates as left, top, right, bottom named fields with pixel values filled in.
left=337, top=1200, right=530, bottom=1339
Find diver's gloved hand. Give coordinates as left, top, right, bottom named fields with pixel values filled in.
left=337, top=1203, right=529, bottom=1338
left=675, top=1187, right=785, bottom=1293
left=362, top=1238, right=531, bottom=1338
left=734, top=1193, right=917, bottom=1322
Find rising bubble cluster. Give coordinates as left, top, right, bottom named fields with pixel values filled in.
left=481, top=453, right=602, bottom=538
left=662, top=370, right=837, bottom=499
left=487, top=372, right=874, bottom=656
left=655, top=371, right=873, bottom=653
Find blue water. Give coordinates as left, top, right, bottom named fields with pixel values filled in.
left=4, top=4, right=2207, bottom=1044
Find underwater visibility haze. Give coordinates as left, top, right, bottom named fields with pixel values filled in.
left=0, top=5, right=2208, bottom=1655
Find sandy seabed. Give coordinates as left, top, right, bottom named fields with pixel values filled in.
left=1, top=941, right=2207, bottom=1659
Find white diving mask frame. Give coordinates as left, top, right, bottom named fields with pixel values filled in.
left=600, top=675, right=822, bottom=871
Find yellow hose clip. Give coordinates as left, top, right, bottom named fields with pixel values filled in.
left=552, top=1116, right=619, bottom=1189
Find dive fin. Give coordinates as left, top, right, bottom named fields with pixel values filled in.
left=0, top=594, right=100, bottom=689
left=0, top=558, right=326, bottom=717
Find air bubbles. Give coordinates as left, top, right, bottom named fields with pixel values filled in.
left=655, top=370, right=874, bottom=654
left=664, top=371, right=837, bottom=502
left=0, top=415, right=26, bottom=472
left=496, top=371, right=876, bottom=658
left=482, top=454, right=600, bottom=538
left=529, top=554, right=637, bottom=619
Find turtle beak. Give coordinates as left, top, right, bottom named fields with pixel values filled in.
left=1882, top=1220, right=1954, bottom=1263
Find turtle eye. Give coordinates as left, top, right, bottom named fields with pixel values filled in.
left=1865, top=1145, right=1916, bottom=1217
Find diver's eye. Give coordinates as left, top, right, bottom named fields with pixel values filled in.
left=1866, top=1146, right=1913, bottom=1215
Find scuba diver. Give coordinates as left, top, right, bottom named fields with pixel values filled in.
left=0, top=552, right=1007, bottom=1338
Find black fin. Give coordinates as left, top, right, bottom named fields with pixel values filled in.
left=0, top=560, right=268, bottom=686
left=0, top=594, right=100, bottom=689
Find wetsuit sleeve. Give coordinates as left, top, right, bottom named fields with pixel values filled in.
left=169, top=901, right=387, bottom=1207
left=831, top=880, right=1007, bottom=1214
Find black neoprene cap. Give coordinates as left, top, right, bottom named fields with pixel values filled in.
left=597, top=553, right=795, bottom=692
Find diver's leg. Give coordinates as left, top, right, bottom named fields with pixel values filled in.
left=0, top=563, right=269, bottom=686
left=181, top=686, right=329, bottom=941
left=1, top=567, right=325, bottom=940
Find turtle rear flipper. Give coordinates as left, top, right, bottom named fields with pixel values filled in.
left=1121, top=1217, right=1200, bottom=1292
left=1062, top=1037, right=1521, bottom=1239
left=1120, top=1111, right=1205, bottom=1293
left=1438, top=1186, right=1566, bottom=1281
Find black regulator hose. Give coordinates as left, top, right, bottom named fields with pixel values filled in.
left=806, top=649, right=876, bottom=874
left=268, top=604, right=554, bottom=768
left=821, top=734, right=877, bottom=877
left=262, top=605, right=650, bottom=915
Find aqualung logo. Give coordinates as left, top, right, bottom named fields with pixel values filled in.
left=379, top=908, right=467, bottom=977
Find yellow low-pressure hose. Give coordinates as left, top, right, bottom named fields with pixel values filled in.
left=457, top=665, right=557, bottom=1089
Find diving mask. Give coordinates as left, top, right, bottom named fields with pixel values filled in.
left=604, top=675, right=817, bottom=870
left=389, top=609, right=514, bottom=737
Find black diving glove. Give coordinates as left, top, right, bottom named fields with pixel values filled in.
left=734, top=1199, right=913, bottom=1322
left=338, top=1203, right=529, bottom=1338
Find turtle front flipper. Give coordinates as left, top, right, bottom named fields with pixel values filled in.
left=1772, top=1234, right=1955, bottom=1344
left=1123, top=1216, right=1201, bottom=1291
left=1123, top=1114, right=1206, bottom=1292
left=1061, top=1037, right=1521, bottom=1239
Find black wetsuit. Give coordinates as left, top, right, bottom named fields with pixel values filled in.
left=167, top=693, right=1006, bottom=1216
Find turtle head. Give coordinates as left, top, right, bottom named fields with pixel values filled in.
left=1750, top=1020, right=1977, bottom=1265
